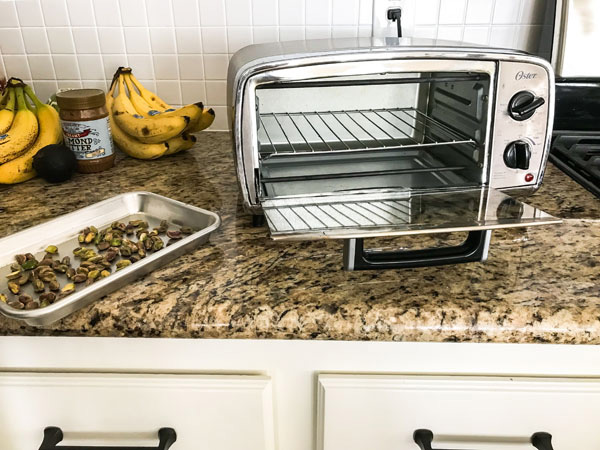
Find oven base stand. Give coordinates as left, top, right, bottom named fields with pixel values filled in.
left=343, top=230, right=492, bottom=270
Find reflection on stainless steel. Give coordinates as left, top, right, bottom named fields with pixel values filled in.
left=262, top=188, right=559, bottom=240
left=0, top=192, right=220, bottom=326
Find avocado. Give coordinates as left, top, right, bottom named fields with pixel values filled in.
left=33, top=144, right=77, bottom=183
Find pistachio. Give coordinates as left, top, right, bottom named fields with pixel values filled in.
left=129, top=220, right=148, bottom=228
left=125, top=225, right=135, bottom=235
left=180, top=226, right=194, bottom=234
left=116, top=259, right=132, bottom=270
left=8, top=301, right=24, bottom=310
left=130, top=254, right=141, bottom=263
left=73, top=273, right=87, bottom=283
left=66, top=268, right=76, bottom=279
left=137, top=244, right=146, bottom=258
left=88, top=270, right=100, bottom=280
left=78, top=233, right=85, bottom=243
left=84, top=249, right=97, bottom=260
left=33, top=279, right=45, bottom=293
left=38, top=258, right=53, bottom=267
left=152, top=237, right=164, bottom=251
left=61, top=283, right=75, bottom=294
left=40, top=292, right=56, bottom=303
left=48, top=280, right=60, bottom=292
left=55, top=264, right=68, bottom=274
left=76, top=267, right=89, bottom=275
left=6, top=270, right=22, bottom=280
left=21, top=259, right=38, bottom=270
left=45, top=245, right=58, bottom=254
left=84, top=232, right=96, bottom=243
left=166, top=230, right=182, bottom=240
left=105, top=250, right=118, bottom=262
left=40, top=300, right=50, bottom=308
left=15, top=254, right=26, bottom=265
left=8, top=281, right=20, bottom=295
left=0, top=293, right=7, bottom=303
left=25, top=253, right=35, bottom=261
left=90, top=226, right=98, bottom=234
left=120, top=246, right=132, bottom=256
left=18, top=294, right=33, bottom=304
left=149, top=229, right=158, bottom=237
left=97, top=241, right=110, bottom=251
left=40, top=272, right=57, bottom=283
left=94, top=233, right=103, bottom=245
left=110, top=238, right=122, bottom=247
left=17, top=273, right=31, bottom=285
left=25, top=301, right=39, bottom=310
left=100, top=270, right=111, bottom=278
left=88, top=255, right=104, bottom=264
left=61, top=256, right=71, bottom=266
left=100, top=259, right=112, bottom=268
left=10, top=263, right=22, bottom=271
left=139, top=232, right=148, bottom=242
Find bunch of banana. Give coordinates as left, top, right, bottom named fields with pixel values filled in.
left=107, top=67, right=215, bottom=160
left=0, top=79, right=62, bottom=184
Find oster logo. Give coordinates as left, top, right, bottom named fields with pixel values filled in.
left=515, top=71, right=537, bottom=81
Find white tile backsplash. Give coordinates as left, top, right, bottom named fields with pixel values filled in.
left=0, top=0, right=545, bottom=131
left=15, top=0, right=44, bottom=27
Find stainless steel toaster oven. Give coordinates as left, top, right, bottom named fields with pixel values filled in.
left=228, top=38, right=561, bottom=270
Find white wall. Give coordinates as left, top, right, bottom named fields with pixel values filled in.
left=0, top=0, right=373, bottom=130
left=0, top=0, right=548, bottom=131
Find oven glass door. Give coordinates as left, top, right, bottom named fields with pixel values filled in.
left=261, top=188, right=559, bottom=240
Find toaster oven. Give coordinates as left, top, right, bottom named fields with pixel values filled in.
left=228, top=38, right=561, bottom=270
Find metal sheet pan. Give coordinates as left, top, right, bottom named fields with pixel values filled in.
left=0, top=192, right=221, bottom=326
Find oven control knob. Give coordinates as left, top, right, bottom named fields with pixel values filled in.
left=508, top=91, right=546, bottom=121
left=504, top=141, right=531, bottom=170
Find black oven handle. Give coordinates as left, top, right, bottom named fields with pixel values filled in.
left=38, top=427, right=177, bottom=450
left=414, top=429, right=554, bottom=450
left=343, top=230, right=491, bottom=271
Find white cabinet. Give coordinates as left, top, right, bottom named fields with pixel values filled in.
left=317, top=374, right=600, bottom=450
left=0, top=373, right=275, bottom=450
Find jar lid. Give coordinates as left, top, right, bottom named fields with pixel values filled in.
left=56, top=89, right=106, bottom=110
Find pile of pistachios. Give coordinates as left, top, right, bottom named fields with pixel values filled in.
left=1, top=219, right=194, bottom=311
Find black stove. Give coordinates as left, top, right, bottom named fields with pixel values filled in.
left=549, top=78, right=600, bottom=198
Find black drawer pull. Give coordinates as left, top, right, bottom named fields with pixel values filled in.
left=414, top=429, right=554, bottom=450
left=39, top=427, right=176, bottom=450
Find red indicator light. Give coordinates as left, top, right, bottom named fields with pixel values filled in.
left=525, top=173, right=534, bottom=182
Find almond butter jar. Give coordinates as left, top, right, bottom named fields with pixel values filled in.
left=56, top=89, right=115, bottom=174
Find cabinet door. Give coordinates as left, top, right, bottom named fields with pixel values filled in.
left=0, top=373, right=275, bottom=450
left=317, top=374, right=600, bottom=450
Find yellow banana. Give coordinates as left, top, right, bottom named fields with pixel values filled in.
left=0, top=86, right=62, bottom=184
left=128, top=71, right=172, bottom=111
left=0, top=87, right=38, bottom=165
left=123, top=73, right=156, bottom=117
left=106, top=86, right=169, bottom=160
left=188, top=108, right=215, bottom=133
left=112, top=103, right=190, bottom=144
left=160, top=102, right=204, bottom=131
left=113, top=74, right=139, bottom=116
left=163, top=132, right=196, bottom=156
left=0, top=88, right=16, bottom=134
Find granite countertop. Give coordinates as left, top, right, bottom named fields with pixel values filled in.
left=0, top=132, right=599, bottom=343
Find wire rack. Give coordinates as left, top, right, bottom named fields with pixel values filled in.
left=258, top=107, right=476, bottom=158
left=264, top=198, right=411, bottom=233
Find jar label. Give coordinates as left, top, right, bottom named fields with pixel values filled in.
left=61, top=117, right=114, bottom=160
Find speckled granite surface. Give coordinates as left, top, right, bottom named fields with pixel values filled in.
left=0, top=132, right=599, bottom=343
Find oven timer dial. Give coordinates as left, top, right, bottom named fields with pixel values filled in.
left=508, top=91, right=546, bottom=121
left=504, top=140, right=531, bottom=170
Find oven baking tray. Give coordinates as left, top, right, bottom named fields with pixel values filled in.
left=0, top=192, right=221, bottom=326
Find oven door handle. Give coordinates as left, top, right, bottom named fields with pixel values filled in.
left=38, top=427, right=177, bottom=450
left=414, top=429, right=554, bottom=450
left=343, top=230, right=492, bottom=271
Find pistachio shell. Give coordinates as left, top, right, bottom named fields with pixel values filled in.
left=8, top=301, right=24, bottom=310
left=48, top=280, right=60, bottom=292
left=25, top=301, right=39, bottom=310
left=18, top=294, right=33, bottom=304
left=15, top=254, right=26, bottom=265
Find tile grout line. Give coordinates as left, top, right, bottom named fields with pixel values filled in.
left=114, top=0, right=130, bottom=88
left=64, top=0, right=83, bottom=88
left=89, top=0, right=107, bottom=91
left=170, top=0, right=184, bottom=108
left=14, top=0, right=35, bottom=83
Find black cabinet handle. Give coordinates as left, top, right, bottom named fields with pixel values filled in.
left=414, top=429, right=554, bottom=450
left=39, top=427, right=176, bottom=450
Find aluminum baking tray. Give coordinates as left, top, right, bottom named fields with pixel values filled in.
left=0, top=192, right=221, bottom=326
